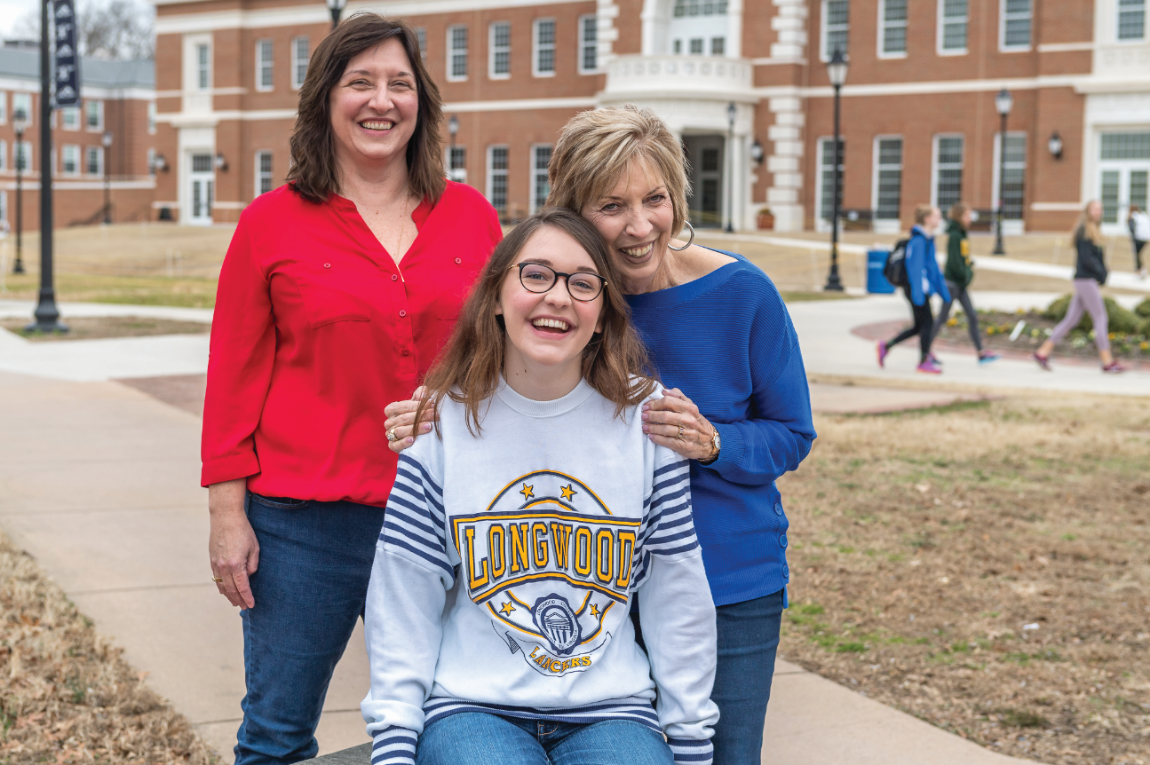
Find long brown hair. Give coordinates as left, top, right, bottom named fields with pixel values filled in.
left=418, top=208, right=658, bottom=436
left=286, top=14, right=445, bottom=204
left=1073, top=200, right=1104, bottom=245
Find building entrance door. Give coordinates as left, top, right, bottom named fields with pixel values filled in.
left=683, top=135, right=725, bottom=229
left=1097, top=131, right=1150, bottom=235
left=188, top=153, right=214, bottom=226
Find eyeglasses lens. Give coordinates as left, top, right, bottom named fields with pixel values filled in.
left=519, top=263, right=603, bottom=301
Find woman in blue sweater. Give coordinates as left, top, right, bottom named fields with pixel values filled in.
left=385, top=105, right=816, bottom=765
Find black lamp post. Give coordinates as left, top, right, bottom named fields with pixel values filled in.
left=28, top=0, right=65, bottom=333
left=725, top=101, right=736, bottom=233
left=448, top=115, right=459, bottom=180
left=824, top=48, right=848, bottom=292
left=102, top=131, right=113, bottom=225
left=325, top=0, right=346, bottom=29
left=12, top=109, right=26, bottom=275
left=993, top=87, right=1013, bottom=256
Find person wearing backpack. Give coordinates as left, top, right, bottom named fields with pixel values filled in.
left=931, top=203, right=1000, bottom=365
left=877, top=205, right=950, bottom=374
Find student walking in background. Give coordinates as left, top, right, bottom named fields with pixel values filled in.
left=1129, top=205, right=1149, bottom=279
left=931, top=203, right=1000, bottom=365
left=1034, top=200, right=1124, bottom=373
left=877, top=205, right=951, bottom=374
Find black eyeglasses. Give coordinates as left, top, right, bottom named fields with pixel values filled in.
left=508, top=262, right=608, bottom=302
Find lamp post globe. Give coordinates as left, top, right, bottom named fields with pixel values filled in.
left=102, top=131, right=113, bottom=225
left=992, top=87, right=1012, bottom=256
left=325, top=0, right=346, bottom=29
left=824, top=48, right=848, bottom=292
left=12, top=110, right=26, bottom=275
left=725, top=101, right=736, bottom=233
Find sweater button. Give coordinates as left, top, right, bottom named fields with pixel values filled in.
left=398, top=310, right=407, bottom=318
left=391, top=274, right=398, bottom=281
left=774, top=503, right=783, bottom=516
left=783, top=564, right=790, bottom=579
left=779, top=534, right=788, bottom=549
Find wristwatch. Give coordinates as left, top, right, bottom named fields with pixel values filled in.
left=699, top=427, right=721, bottom=465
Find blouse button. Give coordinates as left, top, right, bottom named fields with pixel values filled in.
left=323, top=263, right=331, bottom=269
left=402, top=349, right=410, bottom=357
left=399, top=310, right=407, bottom=318
left=391, top=274, right=398, bottom=281
left=454, top=257, right=462, bottom=265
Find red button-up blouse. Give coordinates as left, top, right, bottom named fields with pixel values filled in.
left=200, top=181, right=502, bottom=506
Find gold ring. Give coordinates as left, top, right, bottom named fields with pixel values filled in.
left=387, top=428, right=398, bottom=442
left=212, top=576, right=223, bottom=583
left=677, top=425, right=684, bottom=438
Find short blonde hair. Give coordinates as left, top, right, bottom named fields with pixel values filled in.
left=913, top=204, right=935, bottom=225
left=547, top=105, right=689, bottom=238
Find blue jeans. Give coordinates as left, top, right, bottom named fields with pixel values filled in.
left=631, top=588, right=784, bottom=765
left=416, top=712, right=674, bottom=765
left=234, top=494, right=386, bottom=765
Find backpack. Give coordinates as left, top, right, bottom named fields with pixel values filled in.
left=883, top=238, right=911, bottom=287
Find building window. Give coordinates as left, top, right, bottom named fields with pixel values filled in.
left=16, top=141, right=31, bottom=171
left=689, top=38, right=705, bottom=54
left=256, top=39, right=273, bottom=91
left=86, top=100, right=103, bottom=130
left=822, top=0, right=849, bottom=60
left=0, top=141, right=6, bottom=171
left=1001, top=0, right=1031, bottom=49
left=487, top=145, right=509, bottom=215
left=256, top=151, right=273, bottom=195
left=61, top=106, right=79, bottom=130
left=86, top=146, right=103, bottom=175
left=939, top=0, right=968, bottom=52
left=674, top=39, right=683, bottom=53
left=490, top=22, right=511, bottom=78
left=0, top=92, right=6, bottom=124
left=1118, top=0, right=1146, bottom=40
left=196, top=43, right=211, bottom=90
left=933, top=135, right=964, bottom=212
left=874, top=137, right=903, bottom=222
left=448, top=25, right=468, bottom=81
left=448, top=146, right=466, bottom=183
left=147, top=147, right=156, bottom=176
left=291, top=37, right=309, bottom=89
left=711, top=37, right=726, bottom=55
left=534, top=19, right=556, bottom=76
left=13, top=93, right=31, bottom=126
left=994, top=133, right=1026, bottom=221
left=673, top=0, right=730, bottom=16
left=62, top=144, right=80, bottom=175
left=817, top=137, right=844, bottom=224
left=415, top=27, right=427, bottom=60
left=1101, top=132, right=1150, bottom=159
left=579, top=15, right=598, bottom=72
left=0, top=192, right=6, bottom=224
left=531, top=145, right=552, bottom=213
left=879, top=0, right=908, bottom=56
left=148, top=102, right=156, bottom=134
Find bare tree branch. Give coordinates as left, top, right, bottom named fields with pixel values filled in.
left=11, top=0, right=154, bottom=61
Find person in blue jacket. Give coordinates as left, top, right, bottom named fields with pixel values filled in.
left=878, top=204, right=951, bottom=374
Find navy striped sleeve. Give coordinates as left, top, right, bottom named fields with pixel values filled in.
left=642, top=459, right=699, bottom=558
left=381, top=453, right=454, bottom=582
left=668, top=737, right=713, bottom=765
left=371, top=726, right=417, bottom=765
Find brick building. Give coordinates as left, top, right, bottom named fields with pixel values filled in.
left=0, top=44, right=156, bottom=232
left=150, top=0, right=1149, bottom=234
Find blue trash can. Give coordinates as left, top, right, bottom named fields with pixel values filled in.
left=867, top=248, right=895, bottom=294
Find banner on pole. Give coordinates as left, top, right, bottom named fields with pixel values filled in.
left=53, top=0, right=81, bottom=107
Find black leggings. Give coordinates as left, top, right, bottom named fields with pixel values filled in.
left=1134, top=239, right=1146, bottom=271
left=932, top=280, right=982, bottom=352
left=887, top=284, right=934, bottom=363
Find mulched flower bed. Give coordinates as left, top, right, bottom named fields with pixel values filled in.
left=936, top=309, right=1150, bottom=365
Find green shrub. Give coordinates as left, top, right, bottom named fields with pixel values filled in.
left=1136, top=297, right=1150, bottom=319
left=1044, top=294, right=1142, bottom=334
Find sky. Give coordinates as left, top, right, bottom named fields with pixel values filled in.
left=0, top=0, right=37, bottom=39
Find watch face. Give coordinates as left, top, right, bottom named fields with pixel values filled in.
left=713, top=430, right=721, bottom=450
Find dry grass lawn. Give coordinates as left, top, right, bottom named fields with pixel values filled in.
left=1, top=316, right=211, bottom=341
left=778, top=393, right=1150, bottom=765
left=0, top=529, right=215, bottom=764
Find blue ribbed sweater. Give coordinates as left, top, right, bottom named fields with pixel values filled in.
left=626, top=252, right=816, bottom=606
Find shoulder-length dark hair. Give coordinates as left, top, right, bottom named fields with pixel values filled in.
left=286, top=14, right=445, bottom=204
left=417, top=208, right=658, bottom=436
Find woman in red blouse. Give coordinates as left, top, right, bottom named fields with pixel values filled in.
left=200, top=16, right=501, bottom=765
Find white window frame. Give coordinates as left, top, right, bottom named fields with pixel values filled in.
left=255, top=150, right=274, bottom=196
left=291, top=36, right=309, bottom=90
left=62, top=105, right=79, bottom=130
left=877, top=0, right=908, bottom=58
left=0, top=140, right=7, bottom=171
left=938, top=0, right=969, bottom=55
left=931, top=134, right=965, bottom=210
left=62, top=144, right=80, bottom=176
left=821, top=0, right=850, bottom=62
left=872, top=136, right=904, bottom=232
left=446, top=145, right=467, bottom=183
left=0, top=192, right=7, bottom=224
left=447, top=25, right=469, bottom=82
left=147, top=147, right=156, bottom=176
left=533, top=18, right=556, bottom=77
left=1117, top=0, right=1147, bottom=41
left=196, top=42, right=211, bottom=90
left=0, top=92, right=8, bottom=125
left=487, top=144, right=509, bottom=214
left=489, top=21, right=511, bottom=79
left=814, top=136, right=844, bottom=231
left=578, top=14, right=599, bottom=73
left=16, top=141, right=32, bottom=172
left=256, top=39, right=274, bottom=92
left=13, top=93, right=32, bottom=126
left=999, top=0, right=1032, bottom=51
left=85, top=146, right=103, bottom=176
left=86, top=99, right=103, bottom=131
left=992, top=131, right=1027, bottom=222
left=530, top=144, right=552, bottom=214
left=415, top=27, right=428, bottom=60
